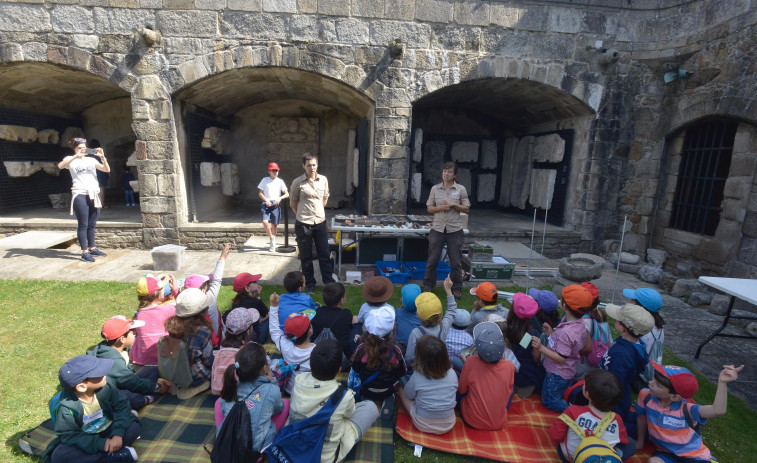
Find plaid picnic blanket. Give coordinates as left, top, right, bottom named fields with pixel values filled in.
left=395, top=394, right=656, bottom=463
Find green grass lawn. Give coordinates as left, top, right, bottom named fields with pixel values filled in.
left=0, top=279, right=754, bottom=462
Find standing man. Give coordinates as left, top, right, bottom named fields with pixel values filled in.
left=258, top=162, right=289, bottom=252
left=290, top=153, right=335, bottom=293
left=424, top=162, right=470, bottom=298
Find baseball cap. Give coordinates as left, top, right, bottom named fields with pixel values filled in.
left=623, top=288, right=663, bottom=312
left=59, top=355, right=113, bottom=389
left=513, top=292, right=539, bottom=319
left=605, top=303, right=654, bottom=337
left=137, top=273, right=169, bottom=297
left=485, top=313, right=505, bottom=323
left=285, top=311, right=313, bottom=338
left=415, top=292, right=442, bottom=321
left=473, top=322, right=505, bottom=363
left=225, top=307, right=261, bottom=335
left=651, top=361, right=699, bottom=399
left=561, top=285, right=594, bottom=313
left=175, top=287, right=214, bottom=317
left=401, top=284, right=422, bottom=312
left=365, top=307, right=395, bottom=337
left=184, top=274, right=210, bottom=289
left=453, top=309, right=471, bottom=328
left=101, top=315, right=145, bottom=341
left=268, top=162, right=280, bottom=171
left=580, top=282, right=599, bottom=301
left=474, top=282, right=498, bottom=303
left=528, top=288, right=560, bottom=313
left=233, top=272, right=262, bottom=293
left=363, top=276, right=394, bottom=304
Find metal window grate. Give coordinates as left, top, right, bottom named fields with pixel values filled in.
left=670, top=119, right=737, bottom=236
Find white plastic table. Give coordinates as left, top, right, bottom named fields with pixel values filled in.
left=695, top=276, right=757, bottom=358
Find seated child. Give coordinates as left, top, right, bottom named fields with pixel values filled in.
left=88, top=315, right=171, bottom=410
left=277, top=271, right=317, bottom=331
left=395, top=284, right=422, bottom=346
left=351, top=307, right=407, bottom=401
left=182, top=243, right=232, bottom=348
left=165, top=288, right=216, bottom=399
left=211, top=307, right=260, bottom=395
left=487, top=314, right=521, bottom=372
left=467, top=282, right=509, bottom=333
left=218, top=342, right=289, bottom=453
left=357, top=276, right=395, bottom=323
left=397, top=335, right=458, bottom=434
left=459, top=321, right=516, bottom=430
left=549, top=368, right=635, bottom=462
left=228, top=272, right=269, bottom=342
left=532, top=284, right=594, bottom=413
left=574, top=281, right=608, bottom=381
left=269, top=293, right=315, bottom=395
left=311, top=282, right=358, bottom=359
left=445, top=308, right=473, bottom=373
left=405, top=275, right=457, bottom=365
left=45, top=356, right=141, bottom=463
left=636, top=362, right=743, bottom=463
left=131, top=274, right=178, bottom=368
left=506, top=293, right=546, bottom=398
left=288, top=339, right=380, bottom=462
left=600, top=303, right=654, bottom=438
left=527, top=288, right=560, bottom=345
left=623, top=288, right=665, bottom=385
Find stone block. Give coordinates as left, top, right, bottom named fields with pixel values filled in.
left=228, top=0, right=260, bottom=10
left=0, top=4, right=50, bottom=32
left=714, top=219, right=742, bottom=243
left=0, top=125, right=37, bottom=143
left=375, top=145, right=409, bottom=159
left=709, top=294, right=731, bottom=316
left=490, top=4, right=519, bottom=27
left=157, top=10, right=217, bottom=38
left=688, top=292, right=713, bottom=307
left=157, top=174, right=177, bottom=196
left=481, top=140, right=497, bottom=169
left=132, top=121, right=173, bottom=142
left=297, top=0, right=316, bottom=13
left=450, top=141, right=478, bottom=163
left=454, top=0, right=489, bottom=26
left=93, top=8, right=156, bottom=35
left=620, top=252, right=641, bottom=264
left=221, top=12, right=287, bottom=40
left=178, top=59, right=208, bottom=84
left=59, top=127, right=85, bottom=147
left=723, top=176, right=750, bottom=199
left=374, top=158, right=407, bottom=178
left=529, top=169, right=556, bottom=210
left=411, top=172, right=422, bottom=202
left=728, top=155, right=757, bottom=179
left=52, top=5, right=94, bottom=33
left=384, top=0, right=414, bottom=20
left=547, top=6, right=581, bottom=33
left=722, top=199, right=747, bottom=222
left=318, top=0, right=349, bottom=15
left=510, top=136, right=533, bottom=209
left=263, top=0, right=296, bottom=13
left=289, top=15, right=319, bottom=42
left=336, top=18, right=369, bottom=43
left=532, top=134, right=565, bottom=163
left=195, top=0, right=227, bottom=9
left=370, top=19, right=431, bottom=48
left=477, top=173, right=497, bottom=202
left=638, top=264, right=663, bottom=283
left=646, top=248, right=667, bottom=266
left=3, top=161, right=41, bottom=177
left=220, top=163, right=239, bottom=196
left=134, top=76, right=168, bottom=100
left=517, top=4, right=547, bottom=31
left=21, top=42, right=47, bottom=62
left=415, top=0, right=453, bottom=23
left=37, top=129, right=60, bottom=144
left=139, top=174, right=158, bottom=196
left=671, top=278, right=706, bottom=298
left=352, top=0, right=383, bottom=18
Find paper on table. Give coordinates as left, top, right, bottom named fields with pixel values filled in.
left=519, top=332, right=533, bottom=349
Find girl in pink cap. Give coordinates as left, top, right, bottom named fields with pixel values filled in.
left=505, top=293, right=546, bottom=398
left=227, top=271, right=269, bottom=342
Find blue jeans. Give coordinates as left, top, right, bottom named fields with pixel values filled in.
left=50, top=420, right=141, bottom=463
left=124, top=189, right=135, bottom=205
left=542, top=372, right=572, bottom=413
left=255, top=318, right=270, bottom=343
left=72, top=193, right=100, bottom=250
left=121, top=366, right=159, bottom=410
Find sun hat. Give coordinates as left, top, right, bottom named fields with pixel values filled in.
left=580, top=282, right=599, bottom=301
left=561, top=285, right=594, bottom=313
left=623, top=288, right=663, bottom=312
left=101, top=315, right=145, bottom=341
left=175, top=287, right=214, bottom=317
left=284, top=311, right=313, bottom=338
left=363, top=276, right=394, bottom=304
left=605, top=303, right=654, bottom=337
left=513, top=292, right=539, bottom=319
left=184, top=274, right=210, bottom=289
left=268, top=162, right=280, bottom=171
left=233, top=272, right=262, bottom=293
left=474, top=282, right=498, bottom=303
left=365, top=307, right=396, bottom=338
left=137, top=273, right=169, bottom=297
left=401, top=284, right=422, bottom=312
left=651, top=361, right=699, bottom=399
left=453, top=309, right=471, bottom=328
left=225, top=307, right=261, bottom=335
left=528, top=288, right=560, bottom=313
left=59, top=355, right=113, bottom=388
left=473, top=322, right=505, bottom=363
left=415, top=292, right=442, bottom=321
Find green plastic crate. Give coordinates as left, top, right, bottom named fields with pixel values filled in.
left=468, top=244, right=494, bottom=262
left=468, top=255, right=514, bottom=280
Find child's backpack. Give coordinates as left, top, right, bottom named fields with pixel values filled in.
left=270, top=358, right=300, bottom=391
left=265, top=386, right=347, bottom=463
left=587, top=319, right=612, bottom=367
left=558, top=411, right=622, bottom=463
left=211, top=347, right=239, bottom=395
left=640, top=331, right=663, bottom=383
left=158, top=335, right=193, bottom=388
left=48, top=391, right=76, bottom=424
left=210, top=386, right=262, bottom=463
left=313, top=318, right=338, bottom=344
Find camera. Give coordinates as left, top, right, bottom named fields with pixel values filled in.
left=85, top=148, right=97, bottom=155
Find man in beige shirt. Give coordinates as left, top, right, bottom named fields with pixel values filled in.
left=290, top=153, right=335, bottom=293
left=424, top=162, right=470, bottom=298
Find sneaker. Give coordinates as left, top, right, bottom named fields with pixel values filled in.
left=104, top=446, right=138, bottom=462
left=269, top=242, right=276, bottom=252
left=305, top=285, right=315, bottom=294
left=89, top=248, right=107, bottom=257
left=422, top=286, right=433, bottom=293
left=452, top=289, right=462, bottom=299
left=81, top=252, right=95, bottom=262
left=176, top=381, right=209, bottom=400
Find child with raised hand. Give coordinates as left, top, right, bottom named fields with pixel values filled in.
left=227, top=272, right=269, bottom=342
left=636, top=363, right=744, bottom=463
left=183, top=243, right=232, bottom=349
left=88, top=315, right=171, bottom=410
left=218, top=342, right=288, bottom=453
left=395, top=284, right=422, bottom=347
left=45, top=356, right=141, bottom=463
left=405, top=275, right=457, bottom=365
left=445, top=308, right=473, bottom=373
left=165, top=288, right=216, bottom=399
left=550, top=368, right=635, bottom=462
left=357, top=276, right=395, bottom=323
left=505, top=293, right=546, bottom=398
left=397, top=335, right=458, bottom=434
left=622, top=287, right=665, bottom=384
left=351, top=307, right=407, bottom=401
left=532, top=284, right=594, bottom=413
left=528, top=288, right=560, bottom=344
left=269, top=292, right=316, bottom=395
left=277, top=271, right=317, bottom=331
left=211, top=307, right=260, bottom=395
left=467, top=282, right=508, bottom=333
left=131, top=273, right=178, bottom=369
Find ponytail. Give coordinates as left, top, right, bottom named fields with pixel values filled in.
left=220, top=343, right=268, bottom=402
left=220, top=363, right=238, bottom=402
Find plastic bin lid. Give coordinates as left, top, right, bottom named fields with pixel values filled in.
left=151, top=244, right=186, bottom=252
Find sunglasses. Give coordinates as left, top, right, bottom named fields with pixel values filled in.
left=73, top=137, right=87, bottom=144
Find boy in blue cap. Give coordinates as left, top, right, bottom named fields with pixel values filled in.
left=623, top=287, right=665, bottom=384
left=395, top=284, right=422, bottom=347
left=44, top=355, right=140, bottom=463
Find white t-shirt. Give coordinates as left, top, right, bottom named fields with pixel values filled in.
left=68, top=157, right=101, bottom=193
left=257, top=177, right=287, bottom=203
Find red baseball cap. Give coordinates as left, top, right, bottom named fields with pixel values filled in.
left=580, top=281, right=599, bottom=301
left=101, top=315, right=145, bottom=341
left=474, top=282, right=498, bottom=303
left=268, top=162, right=280, bottom=171
left=233, top=272, right=262, bottom=292
left=651, top=361, right=699, bottom=399
left=284, top=312, right=312, bottom=338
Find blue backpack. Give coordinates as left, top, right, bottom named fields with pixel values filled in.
left=265, top=386, right=347, bottom=463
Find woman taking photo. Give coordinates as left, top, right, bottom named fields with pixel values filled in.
left=58, top=137, right=110, bottom=262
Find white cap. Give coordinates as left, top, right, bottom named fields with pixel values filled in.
left=364, top=307, right=396, bottom=338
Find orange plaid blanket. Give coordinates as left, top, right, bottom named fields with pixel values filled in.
left=395, top=395, right=655, bottom=462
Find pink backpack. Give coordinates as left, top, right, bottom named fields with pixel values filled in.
left=211, top=347, right=239, bottom=395
left=588, top=320, right=612, bottom=367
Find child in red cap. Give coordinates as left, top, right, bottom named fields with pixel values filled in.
left=467, top=281, right=509, bottom=334
left=269, top=292, right=316, bottom=395
left=258, top=161, right=289, bottom=252
left=636, top=362, right=744, bottom=463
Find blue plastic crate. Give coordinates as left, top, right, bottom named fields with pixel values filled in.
left=375, top=261, right=411, bottom=283
left=403, top=261, right=451, bottom=280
